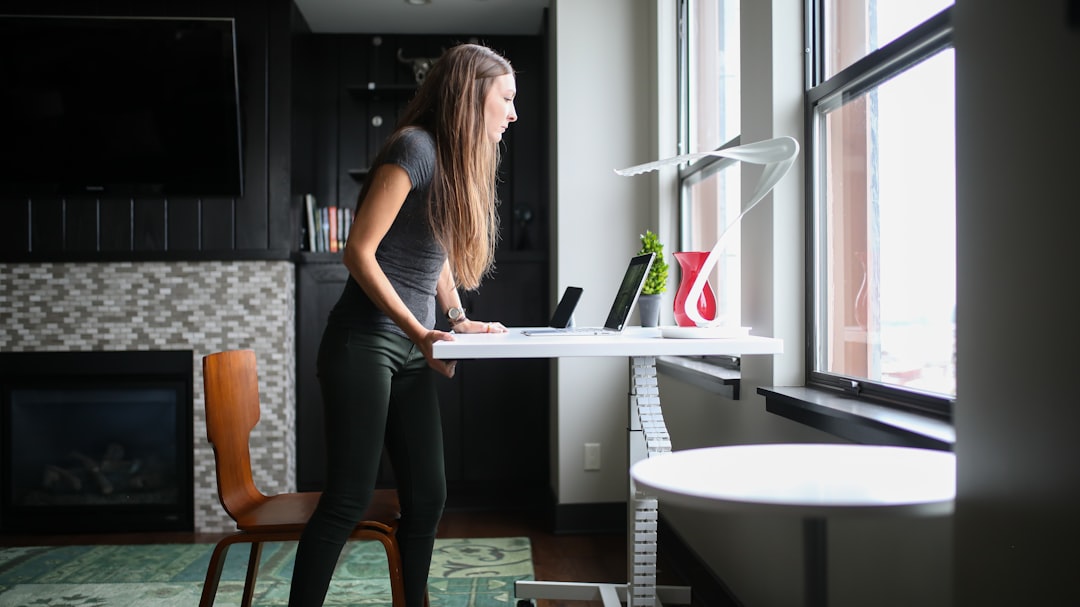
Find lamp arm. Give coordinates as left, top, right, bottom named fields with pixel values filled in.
left=613, top=137, right=799, bottom=177
left=615, top=136, right=800, bottom=327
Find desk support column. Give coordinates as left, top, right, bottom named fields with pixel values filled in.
left=628, top=356, right=690, bottom=607
left=514, top=356, right=690, bottom=607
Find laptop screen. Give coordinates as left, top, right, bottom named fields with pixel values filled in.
left=603, top=253, right=655, bottom=331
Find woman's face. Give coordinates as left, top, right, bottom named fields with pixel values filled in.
left=484, top=73, right=518, bottom=143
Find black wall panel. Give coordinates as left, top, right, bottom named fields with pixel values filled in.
left=169, top=199, right=202, bottom=252
left=64, top=199, right=98, bottom=253
left=99, top=200, right=132, bottom=252
left=266, top=0, right=295, bottom=252
left=133, top=200, right=167, bottom=252
left=201, top=198, right=237, bottom=251
left=30, top=201, right=64, bottom=255
left=233, top=0, right=269, bottom=252
left=0, top=199, right=29, bottom=254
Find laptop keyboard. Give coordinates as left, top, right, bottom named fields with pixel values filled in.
left=525, top=327, right=617, bottom=336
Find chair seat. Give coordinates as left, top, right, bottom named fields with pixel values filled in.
left=235, top=488, right=400, bottom=531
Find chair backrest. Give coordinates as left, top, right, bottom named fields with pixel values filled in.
left=203, top=349, right=267, bottom=521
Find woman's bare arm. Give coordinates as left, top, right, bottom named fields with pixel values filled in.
left=342, top=163, right=458, bottom=376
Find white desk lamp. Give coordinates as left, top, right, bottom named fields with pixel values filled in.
left=615, top=136, right=800, bottom=332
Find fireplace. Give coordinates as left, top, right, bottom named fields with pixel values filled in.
left=0, top=350, right=194, bottom=534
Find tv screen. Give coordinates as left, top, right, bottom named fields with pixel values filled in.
left=0, top=15, right=243, bottom=197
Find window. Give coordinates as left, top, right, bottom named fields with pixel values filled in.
left=681, top=0, right=739, bottom=155
left=807, top=0, right=955, bottom=414
left=820, top=0, right=952, bottom=78
left=678, top=0, right=741, bottom=326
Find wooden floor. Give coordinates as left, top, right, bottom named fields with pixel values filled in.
left=0, top=507, right=635, bottom=607
left=440, top=508, right=629, bottom=607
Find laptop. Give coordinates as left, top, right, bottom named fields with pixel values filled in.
left=523, top=253, right=655, bottom=336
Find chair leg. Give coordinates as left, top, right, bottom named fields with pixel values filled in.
left=199, top=539, right=233, bottom=607
left=374, top=532, right=407, bottom=607
left=241, top=542, right=264, bottom=607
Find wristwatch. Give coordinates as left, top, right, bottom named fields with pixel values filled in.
left=447, top=306, right=467, bottom=326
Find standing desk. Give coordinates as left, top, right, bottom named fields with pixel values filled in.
left=432, top=327, right=783, bottom=607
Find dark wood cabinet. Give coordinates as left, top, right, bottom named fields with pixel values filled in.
left=294, top=254, right=348, bottom=491
left=447, top=257, right=551, bottom=506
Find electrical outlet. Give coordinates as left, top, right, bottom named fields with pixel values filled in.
left=585, top=442, right=601, bottom=471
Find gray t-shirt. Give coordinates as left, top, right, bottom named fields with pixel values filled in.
left=327, top=128, right=445, bottom=337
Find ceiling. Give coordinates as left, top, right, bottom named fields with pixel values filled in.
left=292, top=0, right=550, bottom=35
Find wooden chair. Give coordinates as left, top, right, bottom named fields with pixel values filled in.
left=200, top=349, right=405, bottom=607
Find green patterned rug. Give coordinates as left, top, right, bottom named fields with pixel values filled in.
left=0, top=536, right=533, bottom=606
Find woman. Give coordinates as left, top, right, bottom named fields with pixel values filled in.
left=288, top=43, right=517, bottom=607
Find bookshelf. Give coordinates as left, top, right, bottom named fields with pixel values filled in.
left=301, top=194, right=352, bottom=253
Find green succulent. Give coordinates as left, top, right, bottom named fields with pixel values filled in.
left=637, top=229, right=669, bottom=295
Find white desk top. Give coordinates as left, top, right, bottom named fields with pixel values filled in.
left=631, top=444, right=955, bottom=517
left=431, top=327, right=783, bottom=360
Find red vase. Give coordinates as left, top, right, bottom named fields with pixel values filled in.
left=673, top=251, right=717, bottom=327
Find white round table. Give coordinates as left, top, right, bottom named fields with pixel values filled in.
left=631, top=444, right=956, bottom=606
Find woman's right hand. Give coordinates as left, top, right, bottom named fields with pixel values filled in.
left=418, top=329, right=458, bottom=378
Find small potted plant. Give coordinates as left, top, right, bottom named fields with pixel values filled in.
left=636, top=229, right=669, bottom=327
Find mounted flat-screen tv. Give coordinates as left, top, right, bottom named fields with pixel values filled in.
left=0, top=15, right=243, bottom=197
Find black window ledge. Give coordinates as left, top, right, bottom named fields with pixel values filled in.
left=657, top=355, right=740, bottom=400
left=758, top=386, right=954, bottom=451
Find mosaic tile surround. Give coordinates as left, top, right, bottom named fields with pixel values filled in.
left=0, top=261, right=296, bottom=533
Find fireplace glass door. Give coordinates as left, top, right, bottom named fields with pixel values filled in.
left=0, top=351, right=193, bottom=534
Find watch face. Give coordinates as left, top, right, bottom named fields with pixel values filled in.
left=448, top=307, right=464, bottom=322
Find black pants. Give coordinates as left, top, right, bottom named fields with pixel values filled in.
left=289, top=327, right=446, bottom=607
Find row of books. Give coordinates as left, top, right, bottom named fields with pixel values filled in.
left=303, top=194, right=353, bottom=253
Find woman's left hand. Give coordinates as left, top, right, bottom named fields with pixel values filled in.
left=453, top=319, right=508, bottom=334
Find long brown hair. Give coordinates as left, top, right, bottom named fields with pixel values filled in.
left=364, top=43, right=512, bottom=290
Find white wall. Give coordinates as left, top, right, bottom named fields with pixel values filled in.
left=549, top=0, right=659, bottom=504
left=952, top=1, right=1080, bottom=604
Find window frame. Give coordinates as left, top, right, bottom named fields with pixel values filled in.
left=804, top=3, right=955, bottom=418
left=677, top=0, right=743, bottom=355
